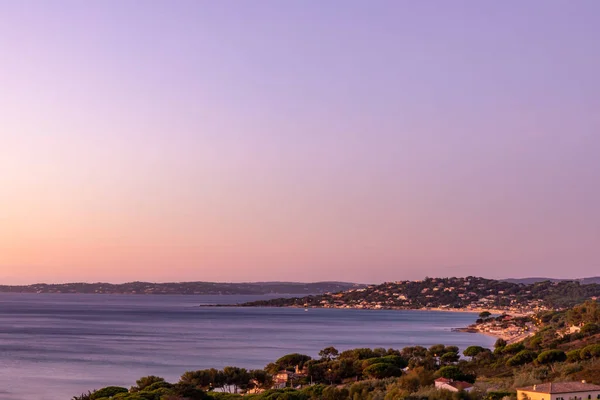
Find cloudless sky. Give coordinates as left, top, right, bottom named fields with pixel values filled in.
left=1, top=1, right=599, bottom=284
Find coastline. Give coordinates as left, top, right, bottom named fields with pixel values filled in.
left=452, top=326, right=535, bottom=344
left=234, top=303, right=533, bottom=317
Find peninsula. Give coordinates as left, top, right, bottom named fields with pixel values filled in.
left=238, top=276, right=600, bottom=314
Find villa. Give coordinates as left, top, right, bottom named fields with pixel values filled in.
left=517, top=381, right=600, bottom=400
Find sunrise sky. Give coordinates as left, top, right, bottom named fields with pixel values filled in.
left=1, top=1, right=599, bottom=284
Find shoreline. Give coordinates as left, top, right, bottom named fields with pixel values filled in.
left=452, top=326, right=535, bottom=344
left=228, top=304, right=534, bottom=317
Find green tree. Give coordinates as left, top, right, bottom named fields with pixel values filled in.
left=506, top=350, right=537, bottom=367
left=437, top=366, right=475, bottom=383
left=536, top=350, right=567, bottom=367
left=171, top=383, right=209, bottom=400
left=90, top=386, right=128, bottom=399
left=131, top=376, right=166, bottom=392
left=502, top=343, right=525, bottom=355
left=222, top=366, right=250, bottom=393
left=479, top=311, right=492, bottom=319
left=319, top=346, right=340, bottom=361
left=444, top=346, right=460, bottom=354
left=441, top=352, right=460, bottom=364
left=180, top=368, right=225, bottom=391
left=339, top=348, right=380, bottom=361
left=249, top=369, right=273, bottom=391
left=271, top=353, right=312, bottom=371
left=463, top=346, right=485, bottom=358
left=428, top=344, right=446, bottom=356
left=72, top=391, right=93, bottom=400
left=363, top=363, right=403, bottom=379
left=380, top=354, right=408, bottom=368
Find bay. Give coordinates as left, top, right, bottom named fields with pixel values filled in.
left=0, top=293, right=494, bottom=400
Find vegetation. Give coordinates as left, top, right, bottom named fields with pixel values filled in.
left=73, top=300, right=600, bottom=400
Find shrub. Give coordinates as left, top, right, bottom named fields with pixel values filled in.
left=580, top=344, right=600, bottom=359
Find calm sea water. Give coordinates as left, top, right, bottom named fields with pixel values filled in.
left=0, top=293, right=494, bottom=400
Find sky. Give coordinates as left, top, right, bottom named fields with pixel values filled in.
left=1, top=1, right=599, bottom=284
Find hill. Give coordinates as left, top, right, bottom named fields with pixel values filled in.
left=240, top=276, right=600, bottom=312
left=503, top=277, right=600, bottom=285
left=0, top=281, right=365, bottom=295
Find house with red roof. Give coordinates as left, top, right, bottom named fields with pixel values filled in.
left=435, top=377, right=474, bottom=392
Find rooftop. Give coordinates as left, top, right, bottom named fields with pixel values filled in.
left=518, top=382, right=600, bottom=394
left=435, top=377, right=473, bottom=390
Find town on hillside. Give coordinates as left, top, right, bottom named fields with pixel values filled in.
left=242, top=277, right=600, bottom=314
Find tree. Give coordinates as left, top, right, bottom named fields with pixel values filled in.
left=401, top=346, right=428, bottom=362
left=440, top=352, right=460, bottom=365
left=222, top=366, right=250, bottom=393
left=441, top=352, right=460, bottom=364
left=494, top=338, right=507, bottom=349
left=444, top=346, right=459, bottom=354
left=502, top=343, right=525, bottom=355
left=536, top=350, right=567, bottom=366
left=248, top=369, right=273, bottom=391
left=506, top=350, right=537, bottom=367
left=90, top=386, right=128, bottom=400
left=380, top=355, right=408, bottom=369
left=319, top=346, right=340, bottom=361
left=171, top=383, right=209, bottom=400
left=131, top=376, right=166, bottom=392
left=437, top=366, right=463, bottom=381
left=437, top=366, right=475, bottom=383
left=179, top=368, right=225, bottom=391
left=463, top=346, right=485, bottom=358
left=272, top=353, right=312, bottom=371
left=428, top=344, right=446, bottom=356
left=72, top=391, right=93, bottom=400
left=363, top=363, right=403, bottom=379
left=144, top=381, right=173, bottom=391
left=339, top=348, right=380, bottom=361
left=479, top=311, right=492, bottom=319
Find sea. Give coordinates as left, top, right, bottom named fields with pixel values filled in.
left=0, top=293, right=495, bottom=400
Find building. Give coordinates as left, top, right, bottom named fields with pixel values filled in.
left=434, top=377, right=474, bottom=392
left=517, top=381, right=600, bottom=400
left=273, top=371, right=291, bottom=389
left=272, top=367, right=307, bottom=389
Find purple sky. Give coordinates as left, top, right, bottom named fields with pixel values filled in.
left=1, top=1, right=599, bottom=284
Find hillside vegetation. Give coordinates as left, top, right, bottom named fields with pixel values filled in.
left=73, top=300, right=600, bottom=400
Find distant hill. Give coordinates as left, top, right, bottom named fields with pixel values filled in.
left=502, top=277, right=600, bottom=285
left=0, top=281, right=366, bottom=295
